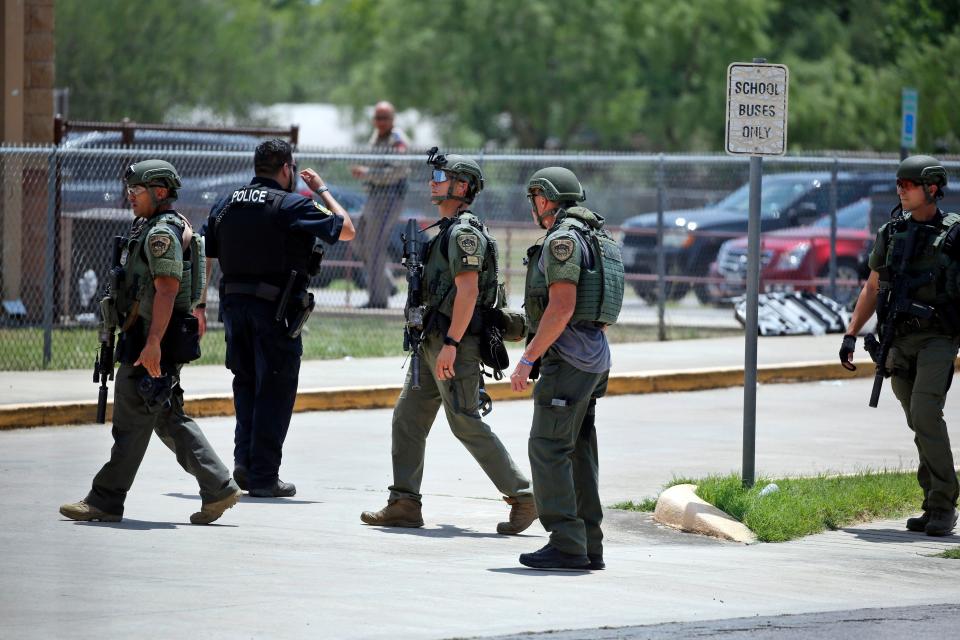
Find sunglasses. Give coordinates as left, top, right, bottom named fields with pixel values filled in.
left=125, top=185, right=147, bottom=197
left=896, top=178, right=922, bottom=190
left=431, top=169, right=449, bottom=183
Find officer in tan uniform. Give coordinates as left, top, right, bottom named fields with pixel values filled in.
left=60, top=160, right=240, bottom=525
left=361, top=150, right=536, bottom=533
left=351, top=101, right=410, bottom=308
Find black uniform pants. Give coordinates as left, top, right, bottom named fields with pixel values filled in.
left=222, top=295, right=302, bottom=490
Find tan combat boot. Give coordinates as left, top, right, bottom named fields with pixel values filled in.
left=190, top=489, right=242, bottom=525
left=59, top=499, right=121, bottom=523
left=360, top=498, right=424, bottom=527
left=497, top=497, right=538, bottom=535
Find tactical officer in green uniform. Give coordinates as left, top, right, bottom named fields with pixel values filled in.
left=361, top=151, right=536, bottom=533
left=60, top=160, right=240, bottom=525
left=511, top=167, right=624, bottom=569
left=841, top=155, right=959, bottom=536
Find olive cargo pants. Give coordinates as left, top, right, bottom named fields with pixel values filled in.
left=889, top=331, right=960, bottom=512
left=389, top=333, right=533, bottom=504
left=528, top=352, right=609, bottom=556
left=86, top=364, right=238, bottom=515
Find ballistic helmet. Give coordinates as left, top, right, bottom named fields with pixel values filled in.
left=897, top=155, right=948, bottom=189
left=427, top=147, right=484, bottom=203
left=526, top=166, right=585, bottom=203
left=125, top=159, right=182, bottom=192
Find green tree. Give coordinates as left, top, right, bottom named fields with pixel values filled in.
left=55, top=0, right=312, bottom=122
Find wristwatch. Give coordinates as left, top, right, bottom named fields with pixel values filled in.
left=443, top=335, right=460, bottom=347
left=315, top=186, right=329, bottom=195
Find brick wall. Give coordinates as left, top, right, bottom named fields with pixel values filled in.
left=23, top=0, right=54, bottom=142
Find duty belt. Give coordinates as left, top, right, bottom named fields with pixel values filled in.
left=222, top=282, right=282, bottom=302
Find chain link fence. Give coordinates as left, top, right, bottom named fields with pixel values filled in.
left=2, top=144, right=958, bottom=370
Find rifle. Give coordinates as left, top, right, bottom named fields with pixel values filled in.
left=402, top=218, right=426, bottom=389
left=92, top=236, right=124, bottom=423
left=864, top=223, right=936, bottom=407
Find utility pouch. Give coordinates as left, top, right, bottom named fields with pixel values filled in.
left=116, top=321, right=146, bottom=366
left=160, top=311, right=201, bottom=364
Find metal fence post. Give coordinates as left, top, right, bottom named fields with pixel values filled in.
left=829, top=157, right=839, bottom=299
left=656, top=153, right=666, bottom=341
left=42, top=148, right=57, bottom=367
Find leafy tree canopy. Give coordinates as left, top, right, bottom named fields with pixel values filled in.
left=56, top=0, right=960, bottom=152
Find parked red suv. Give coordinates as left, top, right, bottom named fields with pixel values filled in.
left=708, top=197, right=873, bottom=306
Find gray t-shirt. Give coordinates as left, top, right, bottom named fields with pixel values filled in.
left=539, top=233, right=612, bottom=373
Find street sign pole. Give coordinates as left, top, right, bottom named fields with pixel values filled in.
left=742, top=153, right=761, bottom=487
left=726, top=57, right=789, bottom=488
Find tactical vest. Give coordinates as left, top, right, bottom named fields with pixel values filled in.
left=524, top=207, right=624, bottom=333
left=423, top=211, right=504, bottom=319
left=115, top=211, right=203, bottom=323
left=877, top=212, right=956, bottom=300
left=213, top=184, right=314, bottom=286
left=877, top=210, right=960, bottom=332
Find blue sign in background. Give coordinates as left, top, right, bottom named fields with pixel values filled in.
left=901, top=88, right=918, bottom=149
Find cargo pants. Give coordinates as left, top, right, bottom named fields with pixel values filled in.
left=389, top=333, right=533, bottom=504
left=86, top=363, right=238, bottom=516
left=528, top=351, right=609, bottom=557
left=889, top=331, right=960, bottom=512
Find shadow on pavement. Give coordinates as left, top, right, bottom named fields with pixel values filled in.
left=163, top=492, right=322, bottom=505
left=69, top=519, right=179, bottom=531
left=368, top=523, right=506, bottom=539
left=841, top=527, right=960, bottom=543
left=486, top=567, right=592, bottom=577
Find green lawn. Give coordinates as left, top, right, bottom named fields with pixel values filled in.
left=0, top=317, right=738, bottom=371
left=615, top=470, right=924, bottom=543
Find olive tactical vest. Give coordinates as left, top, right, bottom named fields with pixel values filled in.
left=116, top=212, right=203, bottom=323
left=423, top=211, right=504, bottom=318
left=524, top=206, right=624, bottom=332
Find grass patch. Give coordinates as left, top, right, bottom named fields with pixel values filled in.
left=936, top=548, right=960, bottom=559
left=611, top=497, right=659, bottom=512
left=616, top=470, right=923, bottom=542
left=0, top=318, right=738, bottom=371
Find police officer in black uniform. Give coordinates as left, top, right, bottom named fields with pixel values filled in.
left=203, top=139, right=355, bottom=497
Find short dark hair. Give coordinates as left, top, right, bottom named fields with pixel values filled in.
left=254, top=139, right=293, bottom=175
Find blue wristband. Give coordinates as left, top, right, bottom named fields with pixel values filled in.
left=520, top=356, right=536, bottom=367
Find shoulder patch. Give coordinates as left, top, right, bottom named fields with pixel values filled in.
left=314, top=201, right=331, bottom=214
left=456, top=232, right=480, bottom=256
left=150, top=234, right=173, bottom=258
left=549, top=238, right=575, bottom=262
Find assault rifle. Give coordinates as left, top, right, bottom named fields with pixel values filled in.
left=93, top=236, right=124, bottom=423
left=864, top=223, right=936, bottom=408
left=402, top=218, right=426, bottom=389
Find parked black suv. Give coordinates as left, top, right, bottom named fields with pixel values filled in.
left=619, top=172, right=891, bottom=304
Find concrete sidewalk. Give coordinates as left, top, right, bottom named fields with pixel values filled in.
left=0, top=334, right=874, bottom=429
left=2, top=377, right=958, bottom=639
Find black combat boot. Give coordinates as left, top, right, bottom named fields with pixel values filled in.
left=924, top=508, right=958, bottom=537
left=906, top=511, right=929, bottom=532
left=519, top=544, right=589, bottom=570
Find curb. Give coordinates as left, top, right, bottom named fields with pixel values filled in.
left=653, top=483, right=757, bottom=544
left=0, top=359, right=870, bottom=431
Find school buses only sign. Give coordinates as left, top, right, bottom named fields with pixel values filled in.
left=725, top=62, right=789, bottom=156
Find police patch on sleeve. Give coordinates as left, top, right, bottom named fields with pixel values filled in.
left=150, top=235, right=173, bottom=258
left=456, top=232, right=480, bottom=256
left=549, top=238, right=575, bottom=262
